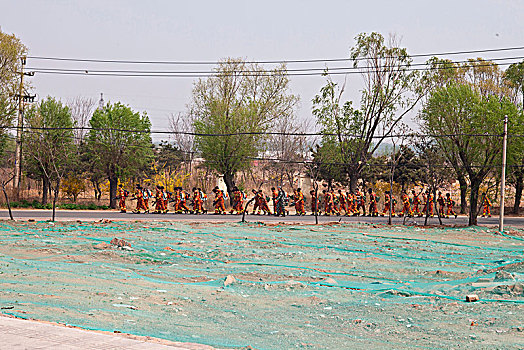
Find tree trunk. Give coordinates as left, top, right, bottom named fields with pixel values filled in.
left=469, top=180, right=481, bottom=226
left=95, top=181, right=102, bottom=201
left=52, top=179, right=60, bottom=222
left=314, top=182, right=319, bottom=225
left=42, top=176, right=49, bottom=205
left=349, top=173, right=359, bottom=193
left=513, top=172, right=523, bottom=214
left=109, top=176, right=118, bottom=209
left=458, top=175, right=468, bottom=214
left=223, top=172, right=235, bottom=206
left=2, top=184, right=14, bottom=220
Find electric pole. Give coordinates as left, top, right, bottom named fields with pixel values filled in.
left=499, top=115, right=508, bottom=233
left=13, top=56, right=34, bottom=200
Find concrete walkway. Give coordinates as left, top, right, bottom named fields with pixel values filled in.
left=0, top=315, right=218, bottom=350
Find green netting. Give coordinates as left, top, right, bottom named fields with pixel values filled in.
left=0, top=220, right=522, bottom=349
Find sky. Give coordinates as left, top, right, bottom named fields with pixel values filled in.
left=1, top=0, right=523, bottom=140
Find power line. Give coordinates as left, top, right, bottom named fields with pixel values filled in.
left=26, top=45, right=524, bottom=65
left=27, top=54, right=524, bottom=74
left=25, top=56, right=524, bottom=75
left=27, top=61, right=521, bottom=78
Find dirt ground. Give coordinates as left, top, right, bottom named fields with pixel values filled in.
left=0, top=220, right=522, bottom=349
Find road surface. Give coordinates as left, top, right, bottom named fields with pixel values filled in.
left=0, top=315, right=219, bottom=350
left=1, top=209, right=523, bottom=227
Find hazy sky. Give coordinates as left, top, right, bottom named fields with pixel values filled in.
left=1, top=0, right=523, bottom=139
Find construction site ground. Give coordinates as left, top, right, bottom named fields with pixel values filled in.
left=0, top=218, right=522, bottom=349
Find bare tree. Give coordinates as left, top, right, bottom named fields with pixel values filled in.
left=0, top=149, right=16, bottom=220
left=313, top=33, right=423, bottom=191
left=168, top=112, right=195, bottom=172
left=67, top=96, right=96, bottom=143
left=265, top=117, right=310, bottom=188
left=385, top=125, right=411, bottom=225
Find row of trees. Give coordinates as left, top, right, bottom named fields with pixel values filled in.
left=180, top=33, right=524, bottom=226
left=1, top=29, right=523, bottom=225
left=20, top=99, right=153, bottom=218
left=309, top=35, right=524, bottom=226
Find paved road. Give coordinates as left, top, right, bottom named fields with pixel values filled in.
left=0, top=315, right=219, bottom=350
left=1, top=209, right=523, bottom=227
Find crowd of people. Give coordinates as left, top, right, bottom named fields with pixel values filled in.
left=116, top=184, right=494, bottom=218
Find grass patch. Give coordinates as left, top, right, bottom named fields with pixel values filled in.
left=4, top=200, right=108, bottom=210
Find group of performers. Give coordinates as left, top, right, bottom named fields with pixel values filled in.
left=312, top=188, right=459, bottom=218
left=116, top=183, right=493, bottom=218
left=117, top=184, right=207, bottom=214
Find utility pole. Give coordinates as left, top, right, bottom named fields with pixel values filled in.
left=499, top=115, right=508, bottom=233
left=13, top=56, right=34, bottom=200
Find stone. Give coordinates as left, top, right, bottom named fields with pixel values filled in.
left=93, top=242, right=111, bottom=250
left=465, top=294, right=479, bottom=302
left=224, top=275, right=236, bottom=287
left=492, top=283, right=523, bottom=296
left=285, top=280, right=305, bottom=288
left=381, top=289, right=411, bottom=297
left=494, top=271, right=516, bottom=282
left=320, top=278, right=338, bottom=285
left=110, top=238, right=131, bottom=248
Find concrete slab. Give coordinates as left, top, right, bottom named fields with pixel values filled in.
left=0, top=315, right=218, bottom=350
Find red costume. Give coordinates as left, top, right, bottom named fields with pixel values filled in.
left=399, top=193, right=412, bottom=217
left=437, top=192, right=445, bottom=217
left=118, top=186, right=127, bottom=213
left=193, top=189, right=203, bottom=214
left=257, top=191, right=271, bottom=215
left=445, top=194, right=456, bottom=218
left=294, top=190, right=305, bottom=215
left=482, top=195, right=492, bottom=217
left=134, top=187, right=147, bottom=213
left=412, top=191, right=422, bottom=216
left=155, top=187, right=165, bottom=213
left=214, top=188, right=226, bottom=214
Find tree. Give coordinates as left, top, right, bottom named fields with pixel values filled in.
left=0, top=30, right=27, bottom=205
left=154, top=141, right=185, bottom=171
left=24, top=97, right=76, bottom=220
left=415, top=137, right=454, bottom=225
left=168, top=112, right=195, bottom=173
left=503, top=61, right=524, bottom=214
left=264, top=117, right=309, bottom=188
left=60, top=175, right=87, bottom=202
left=504, top=61, right=524, bottom=106
left=0, top=135, right=15, bottom=220
left=421, top=57, right=515, bottom=213
left=391, top=145, right=424, bottom=191
left=0, top=30, right=27, bottom=122
left=67, top=96, right=96, bottom=143
left=418, top=83, right=519, bottom=225
left=190, top=58, right=299, bottom=196
left=313, top=33, right=422, bottom=191
left=86, top=102, right=153, bottom=208
left=310, top=141, right=346, bottom=188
